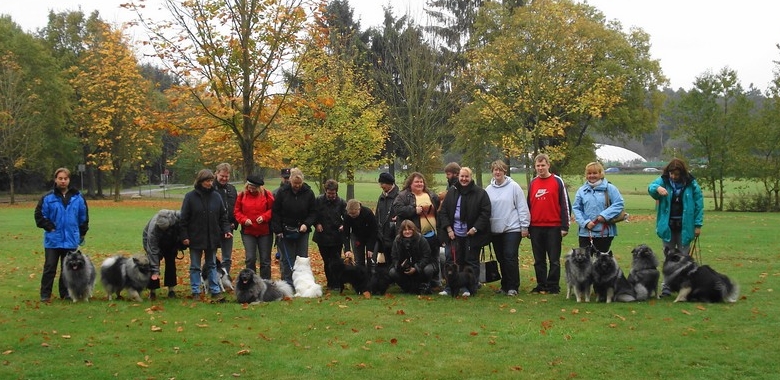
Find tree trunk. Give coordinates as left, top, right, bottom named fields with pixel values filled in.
left=346, top=167, right=355, bottom=201
left=8, top=172, right=15, bottom=205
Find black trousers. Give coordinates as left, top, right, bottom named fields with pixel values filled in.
left=529, top=227, right=563, bottom=291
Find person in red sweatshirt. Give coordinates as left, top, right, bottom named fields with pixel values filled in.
left=234, top=175, right=274, bottom=279
left=527, top=154, right=570, bottom=294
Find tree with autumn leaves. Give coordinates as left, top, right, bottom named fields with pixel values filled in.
left=69, top=22, right=159, bottom=202
left=276, top=3, right=387, bottom=194
left=461, top=0, right=666, bottom=173
left=128, top=0, right=313, bottom=177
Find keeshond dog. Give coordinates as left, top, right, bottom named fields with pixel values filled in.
left=591, top=250, right=636, bottom=303
left=627, top=244, right=660, bottom=301
left=62, top=249, right=96, bottom=302
left=235, top=268, right=293, bottom=304
left=564, top=247, right=593, bottom=303
left=329, top=257, right=370, bottom=295
left=100, top=254, right=152, bottom=302
left=662, top=247, right=740, bottom=303
left=443, top=262, right=476, bottom=298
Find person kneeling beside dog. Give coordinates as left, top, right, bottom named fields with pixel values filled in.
left=389, top=220, right=436, bottom=294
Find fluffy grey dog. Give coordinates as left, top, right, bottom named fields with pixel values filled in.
left=565, top=247, right=593, bottom=303
left=235, top=268, right=293, bottom=304
left=100, top=254, right=152, bottom=302
left=627, top=244, right=660, bottom=300
left=62, top=249, right=96, bottom=302
left=662, top=247, right=739, bottom=303
left=591, top=250, right=636, bottom=303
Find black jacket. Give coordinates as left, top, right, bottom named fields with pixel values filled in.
left=312, top=194, right=346, bottom=247
left=376, top=185, right=399, bottom=252
left=438, top=180, right=492, bottom=248
left=391, top=233, right=432, bottom=272
left=343, top=206, right=378, bottom=252
left=271, top=182, right=317, bottom=234
left=214, top=181, right=238, bottom=229
left=180, top=185, right=230, bottom=250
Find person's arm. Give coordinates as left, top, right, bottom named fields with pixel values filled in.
left=34, top=193, right=55, bottom=231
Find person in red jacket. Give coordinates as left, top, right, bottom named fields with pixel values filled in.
left=527, top=154, right=570, bottom=294
left=234, top=175, right=275, bottom=279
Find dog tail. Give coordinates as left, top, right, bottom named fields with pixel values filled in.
left=274, top=280, right=294, bottom=299
left=720, top=280, right=740, bottom=303
left=633, top=285, right=649, bottom=301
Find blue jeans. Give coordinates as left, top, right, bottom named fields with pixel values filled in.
left=189, top=248, right=220, bottom=295
left=219, top=236, right=234, bottom=277
left=492, top=232, right=522, bottom=292
left=278, top=233, right=309, bottom=288
left=241, top=233, right=272, bottom=279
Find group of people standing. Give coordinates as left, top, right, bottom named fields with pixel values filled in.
left=35, top=154, right=703, bottom=302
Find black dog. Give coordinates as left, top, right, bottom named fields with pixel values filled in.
left=662, top=247, right=739, bottom=303
left=329, top=258, right=370, bottom=295
left=443, top=262, right=476, bottom=298
left=368, top=264, right=392, bottom=296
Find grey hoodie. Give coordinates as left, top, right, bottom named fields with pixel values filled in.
left=485, top=176, right=530, bottom=234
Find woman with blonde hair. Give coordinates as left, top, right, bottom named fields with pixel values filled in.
left=572, top=162, right=625, bottom=253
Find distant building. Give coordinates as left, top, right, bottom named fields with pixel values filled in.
left=595, top=144, right=646, bottom=165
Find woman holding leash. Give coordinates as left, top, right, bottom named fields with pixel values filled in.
left=648, top=158, right=704, bottom=297
left=271, top=168, right=317, bottom=289
left=572, top=162, right=626, bottom=253
left=234, top=174, right=274, bottom=279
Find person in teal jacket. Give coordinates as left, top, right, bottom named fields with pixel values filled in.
left=34, top=167, right=89, bottom=302
left=648, top=158, right=703, bottom=296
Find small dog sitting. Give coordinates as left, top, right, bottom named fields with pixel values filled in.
left=329, top=254, right=370, bottom=295
left=628, top=244, right=660, bottom=300
left=235, top=268, right=293, bottom=304
left=443, top=262, right=476, bottom=298
left=101, top=254, right=152, bottom=302
left=591, top=250, right=636, bottom=303
left=564, top=247, right=592, bottom=303
left=62, top=249, right=96, bottom=302
left=292, top=256, right=323, bottom=298
left=662, top=247, right=739, bottom=303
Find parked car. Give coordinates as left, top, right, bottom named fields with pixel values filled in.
left=643, top=167, right=660, bottom=173
left=605, top=167, right=620, bottom=173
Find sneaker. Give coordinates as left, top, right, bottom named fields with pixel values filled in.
left=40, top=297, right=51, bottom=303
left=660, top=288, right=672, bottom=298
left=461, top=291, right=471, bottom=297
left=168, top=291, right=177, bottom=299
left=530, top=286, right=546, bottom=294
left=438, top=290, right=450, bottom=296
left=507, top=290, right=518, bottom=296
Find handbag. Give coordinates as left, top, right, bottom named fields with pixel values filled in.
left=604, top=183, right=628, bottom=224
left=283, top=225, right=300, bottom=239
left=479, top=244, right=501, bottom=283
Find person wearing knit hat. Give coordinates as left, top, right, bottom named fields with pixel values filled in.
left=378, top=172, right=395, bottom=185
left=235, top=174, right=274, bottom=279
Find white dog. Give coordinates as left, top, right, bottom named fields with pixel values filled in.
left=292, top=256, right=322, bottom=298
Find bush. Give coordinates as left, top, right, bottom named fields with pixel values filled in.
left=725, top=191, right=780, bottom=212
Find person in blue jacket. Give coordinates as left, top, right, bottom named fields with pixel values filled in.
left=572, top=162, right=625, bottom=253
left=648, top=158, right=704, bottom=296
left=34, top=168, right=89, bottom=302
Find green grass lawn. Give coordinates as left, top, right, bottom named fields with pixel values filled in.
left=1, top=175, right=777, bottom=379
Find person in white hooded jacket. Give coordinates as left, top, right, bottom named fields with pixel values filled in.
left=485, top=160, right=531, bottom=296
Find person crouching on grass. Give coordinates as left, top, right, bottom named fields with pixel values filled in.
left=389, top=220, right=435, bottom=294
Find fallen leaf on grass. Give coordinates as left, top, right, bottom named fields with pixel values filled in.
left=696, top=305, right=707, bottom=311
left=61, top=335, right=71, bottom=339
left=396, top=310, right=405, bottom=315
left=469, top=331, right=478, bottom=336
left=236, top=349, right=250, bottom=356
left=41, top=343, right=50, bottom=347
left=2, top=350, right=13, bottom=355
left=150, top=326, right=162, bottom=332
left=137, top=362, right=149, bottom=368
left=681, top=310, right=691, bottom=315
left=196, top=324, right=209, bottom=328
left=232, top=373, right=241, bottom=377
left=510, top=366, right=523, bottom=371
left=614, top=314, right=626, bottom=321
left=84, top=360, right=93, bottom=367
left=390, top=338, right=398, bottom=345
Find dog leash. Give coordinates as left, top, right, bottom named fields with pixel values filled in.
left=278, top=236, right=295, bottom=271
left=690, top=236, right=702, bottom=264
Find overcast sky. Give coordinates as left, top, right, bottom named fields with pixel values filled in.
left=2, top=0, right=779, bottom=91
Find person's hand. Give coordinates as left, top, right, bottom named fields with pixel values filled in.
left=224, top=232, right=233, bottom=239
left=300, top=225, right=308, bottom=233
left=657, top=186, right=668, bottom=196
left=467, top=227, right=477, bottom=236
left=404, top=267, right=416, bottom=275
left=561, top=230, right=568, bottom=237
left=151, top=274, right=159, bottom=281
left=366, top=251, right=373, bottom=259
left=276, top=233, right=284, bottom=240
left=256, top=216, right=263, bottom=224
left=244, top=219, right=253, bottom=226
left=316, top=224, right=323, bottom=233
left=694, top=227, right=701, bottom=237
left=344, top=251, right=354, bottom=259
